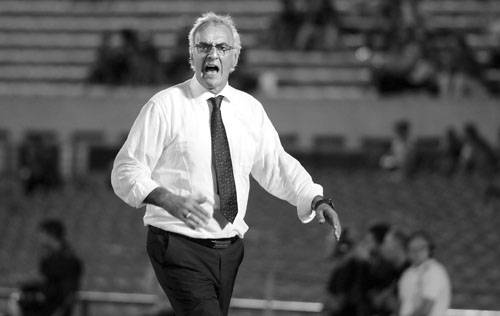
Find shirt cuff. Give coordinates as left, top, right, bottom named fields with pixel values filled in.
left=130, top=178, right=160, bottom=208
left=297, top=183, right=323, bottom=223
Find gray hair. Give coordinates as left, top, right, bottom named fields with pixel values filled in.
left=188, top=12, right=241, bottom=70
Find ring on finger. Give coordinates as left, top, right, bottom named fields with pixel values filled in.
left=185, top=212, right=192, bottom=219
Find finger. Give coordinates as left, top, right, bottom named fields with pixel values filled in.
left=316, top=208, right=325, bottom=224
left=184, top=217, right=199, bottom=230
left=191, top=203, right=211, bottom=223
left=184, top=209, right=207, bottom=227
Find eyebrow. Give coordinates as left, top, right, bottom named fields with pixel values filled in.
left=197, top=41, right=231, bottom=46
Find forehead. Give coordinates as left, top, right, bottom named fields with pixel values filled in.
left=194, top=22, right=234, bottom=44
left=409, top=237, right=428, bottom=250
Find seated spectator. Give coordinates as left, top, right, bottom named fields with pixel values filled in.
left=323, top=223, right=390, bottom=316
left=460, top=123, right=498, bottom=177
left=294, top=0, right=342, bottom=51
left=87, top=30, right=129, bottom=86
left=8, top=219, right=83, bottom=316
left=264, top=0, right=303, bottom=50
left=19, top=135, right=61, bottom=195
left=398, top=231, right=451, bottom=316
left=487, top=19, right=500, bottom=69
left=370, top=27, right=438, bottom=95
left=380, top=119, right=417, bottom=178
left=88, top=29, right=165, bottom=86
left=368, top=228, right=409, bottom=316
left=438, top=127, right=463, bottom=177
left=435, top=31, right=487, bottom=97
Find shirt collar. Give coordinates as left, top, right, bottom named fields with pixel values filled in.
left=189, top=75, right=237, bottom=104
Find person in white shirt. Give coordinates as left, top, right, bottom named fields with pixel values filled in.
left=398, top=231, right=451, bottom=316
left=111, top=12, right=341, bottom=316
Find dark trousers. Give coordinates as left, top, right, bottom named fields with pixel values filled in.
left=146, top=227, right=244, bottom=316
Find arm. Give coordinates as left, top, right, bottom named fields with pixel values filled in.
left=111, top=100, right=210, bottom=229
left=250, top=106, right=340, bottom=236
left=144, top=187, right=209, bottom=230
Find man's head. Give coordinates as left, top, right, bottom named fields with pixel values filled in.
left=407, top=230, right=434, bottom=266
left=188, top=12, right=241, bottom=94
left=380, top=228, right=408, bottom=265
left=356, top=222, right=391, bottom=259
left=38, top=218, right=66, bottom=252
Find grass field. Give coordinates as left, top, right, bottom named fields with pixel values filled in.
left=0, top=163, right=499, bottom=314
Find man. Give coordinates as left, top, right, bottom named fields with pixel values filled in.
left=398, top=231, right=451, bottom=316
left=9, top=219, right=83, bottom=316
left=111, top=12, right=341, bottom=316
left=369, top=228, right=409, bottom=316
left=323, top=223, right=389, bottom=316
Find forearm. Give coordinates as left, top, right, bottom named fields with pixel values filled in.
left=143, top=187, right=175, bottom=211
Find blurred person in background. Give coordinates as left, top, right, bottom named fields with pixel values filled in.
left=7, top=219, right=83, bottom=316
left=111, top=12, right=341, bottom=316
left=19, top=135, right=61, bottom=195
left=459, top=123, right=499, bottom=203
left=434, top=31, right=487, bottom=97
left=88, top=29, right=165, bottom=86
left=380, top=119, right=417, bottom=179
left=460, top=123, right=498, bottom=177
left=370, top=27, right=438, bottom=96
left=294, top=0, right=342, bottom=51
left=264, top=0, right=303, bottom=50
left=323, top=223, right=390, bottom=316
left=438, top=127, right=463, bottom=177
left=398, top=231, right=451, bottom=316
left=369, top=228, right=409, bottom=316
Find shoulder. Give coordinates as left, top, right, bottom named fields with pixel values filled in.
left=228, top=85, right=264, bottom=112
left=426, top=259, right=449, bottom=277
left=138, top=80, right=191, bottom=118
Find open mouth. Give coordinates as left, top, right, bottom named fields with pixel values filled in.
left=204, top=64, right=220, bottom=74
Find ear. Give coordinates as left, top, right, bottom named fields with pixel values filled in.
left=230, top=50, right=239, bottom=72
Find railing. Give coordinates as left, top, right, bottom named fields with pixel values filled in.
left=1, top=287, right=500, bottom=316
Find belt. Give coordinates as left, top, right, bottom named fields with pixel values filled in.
left=149, top=226, right=239, bottom=249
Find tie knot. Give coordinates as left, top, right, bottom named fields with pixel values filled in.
left=209, top=95, right=224, bottom=110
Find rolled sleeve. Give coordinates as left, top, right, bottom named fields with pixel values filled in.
left=297, top=183, right=323, bottom=223
left=251, top=104, right=324, bottom=222
left=111, top=99, right=168, bottom=208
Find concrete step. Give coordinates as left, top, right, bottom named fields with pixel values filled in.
left=0, top=65, right=87, bottom=81
left=266, top=67, right=371, bottom=85
left=0, top=48, right=96, bottom=65
left=247, top=49, right=365, bottom=67
left=0, top=0, right=280, bottom=16
left=0, top=15, right=271, bottom=33
left=0, top=31, right=258, bottom=51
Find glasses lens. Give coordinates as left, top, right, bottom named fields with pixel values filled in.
left=196, top=43, right=232, bottom=56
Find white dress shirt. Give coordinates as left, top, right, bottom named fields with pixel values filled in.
left=111, top=76, right=323, bottom=239
left=398, top=258, right=451, bottom=316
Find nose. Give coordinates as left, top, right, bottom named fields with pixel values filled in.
left=207, top=46, right=219, bottom=58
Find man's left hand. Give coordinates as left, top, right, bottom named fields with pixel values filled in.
left=314, top=199, right=341, bottom=241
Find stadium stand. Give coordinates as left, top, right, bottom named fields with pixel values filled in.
left=0, top=0, right=498, bottom=97
left=0, top=167, right=499, bottom=314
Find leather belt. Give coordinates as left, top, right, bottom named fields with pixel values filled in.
left=149, top=226, right=239, bottom=249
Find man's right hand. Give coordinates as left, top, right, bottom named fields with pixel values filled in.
left=144, top=188, right=211, bottom=230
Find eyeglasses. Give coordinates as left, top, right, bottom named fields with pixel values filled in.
left=194, top=42, right=235, bottom=56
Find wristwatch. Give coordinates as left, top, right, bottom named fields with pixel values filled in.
left=312, top=197, right=334, bottom=211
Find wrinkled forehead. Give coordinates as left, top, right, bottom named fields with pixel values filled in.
left=194, top=22, right=234, bottom=44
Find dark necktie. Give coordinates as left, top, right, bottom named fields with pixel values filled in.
left=209, top=95, right=238, bottom=223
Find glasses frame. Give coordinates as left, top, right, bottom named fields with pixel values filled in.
left=194, top=42, right=235, bottom=56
